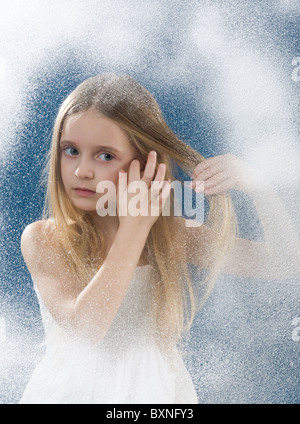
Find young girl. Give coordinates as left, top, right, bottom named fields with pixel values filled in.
left=19, top=73, right=300, bottom=404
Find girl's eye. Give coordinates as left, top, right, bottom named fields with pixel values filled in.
left=64, top=147, right=78, bottom=156
left=99, top=153, right=114, bottom=161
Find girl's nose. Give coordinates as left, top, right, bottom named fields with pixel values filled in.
left=75, top=162, right=94, bottom=180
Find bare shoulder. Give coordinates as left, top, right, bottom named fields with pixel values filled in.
left=22, top=219, right=48, bottom=242
left=21, top=219, right=61, bottom=275
left=21, top=218, right=56, bottom=252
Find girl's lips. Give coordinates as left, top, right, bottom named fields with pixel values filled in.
left=74, top=187, right=96, bottom=197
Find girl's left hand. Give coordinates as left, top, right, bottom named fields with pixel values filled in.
left=191, top=153, right=264, bottom=196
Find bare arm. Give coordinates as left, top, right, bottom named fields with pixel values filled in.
left=71, top=225, right=149, bottom=342
left=188, top=154, right=300, bottom=279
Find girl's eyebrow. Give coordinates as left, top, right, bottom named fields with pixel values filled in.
left=60, top=140, right=121, bottom=154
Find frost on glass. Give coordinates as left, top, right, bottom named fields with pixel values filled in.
left=0, top=0, right=299, bottom=404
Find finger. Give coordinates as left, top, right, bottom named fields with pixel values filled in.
left=128, top=159, right=141, bottom=184
left=192, top=169, right=226, bottom=192
left=192, top=161, right=208, bottom=178
left=142, top=151, right=157, bottom=186
left=150, top=163, right=167, bottom=205
left=161, top=179, right=171, bottom=199
left=160, top=180, right=172, bottom=215
left=150, top=178, right=171, bottom=216
left=153, top=163, right=166, bottom=183
left=117, top=169, right=127, bottom=191
left=194, top=161, right=226, bottom=181
left=201, top=171, right=227, bottom=190
left=192, top=156, right=219, bottom=177
left=204, top=177, right=232, bottom=196
left=192, top=156, right=224, bottom=178
left=192, top=180, right=204, bottom=193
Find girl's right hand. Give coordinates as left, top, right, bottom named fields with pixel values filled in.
left=117, top=151, right=171, bottom=232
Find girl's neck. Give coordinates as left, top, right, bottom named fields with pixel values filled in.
left=90, top=212, right=119, bottom=234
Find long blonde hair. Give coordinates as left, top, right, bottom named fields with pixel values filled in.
left=42, top=73, right=238, bottom=345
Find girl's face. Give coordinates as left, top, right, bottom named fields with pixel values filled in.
left=60, top=107, right=137, bottom=213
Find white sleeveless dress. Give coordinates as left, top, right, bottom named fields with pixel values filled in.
left=20, top=265, right=198, bottom=404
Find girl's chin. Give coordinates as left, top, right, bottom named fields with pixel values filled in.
left=72, top=200, right=98, bottom=213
